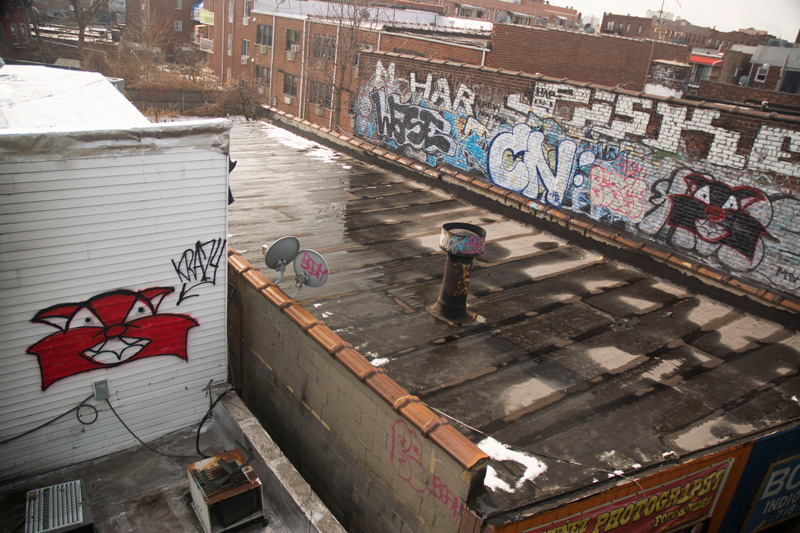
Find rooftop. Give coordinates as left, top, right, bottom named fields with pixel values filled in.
left=225, top=119, right=800, bottom=524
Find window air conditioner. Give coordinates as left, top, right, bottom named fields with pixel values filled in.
left=241, top=56, right=249, bottom=65
left=290, top=44, right=299, bottom=53
left=242, top=16, right=249, bottom=26
left=317, top=57, right=327, bottom=69
left=284, top=95, right=293, bottom=105
left=314, top=105, right=324, bottom=116
left=256, top=44, right=268, bottom=54
left=286, top=50, right=295, bottom=61
left=187, top=448, right=264, bottom=533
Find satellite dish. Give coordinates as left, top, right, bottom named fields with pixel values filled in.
left=496, top=10, right=508, bottom=23
left=292, top=249, right=328, bottom=298
left=265, top=236, right=300, bottom=284
left=739, top=75, right=750, bottom=86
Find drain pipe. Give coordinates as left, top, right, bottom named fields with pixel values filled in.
left=430, top=222, right=486, bottom=324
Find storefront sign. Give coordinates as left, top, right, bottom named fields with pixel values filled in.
left=744, top=454, right=800, bottom=532
left=524, top=460, right=732, bottom=533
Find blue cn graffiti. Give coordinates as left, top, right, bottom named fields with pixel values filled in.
left=487, top=123, right=596, bottom=207
left=370, top=90, right=455, bottom=156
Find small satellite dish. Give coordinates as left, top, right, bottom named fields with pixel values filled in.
left=265, top=236, right=300, bottom=284
left=496, top=10, right=508, bottom=23
left=739, top=75, right=750, bottom=87
left=292, top=249, right=328, bottom=298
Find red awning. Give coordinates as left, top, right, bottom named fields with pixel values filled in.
left=690, top=55, right=723, bottom=66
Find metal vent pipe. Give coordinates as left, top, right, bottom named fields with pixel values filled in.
left=430, top=222, right=486, bottom=324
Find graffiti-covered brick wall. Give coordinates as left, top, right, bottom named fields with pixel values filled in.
left=487, top=25, right=690, bottom=92
left=353, top=52, right=800, bottom=300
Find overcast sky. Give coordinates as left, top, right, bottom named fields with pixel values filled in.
left=560, top=0, right=799, bottom=42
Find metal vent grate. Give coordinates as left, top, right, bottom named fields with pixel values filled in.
left=25, top=480, right=90, bottom=533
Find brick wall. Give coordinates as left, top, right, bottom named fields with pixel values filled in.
left=697, top=81, right=800, bottom=108
left=487, top=25, right=690, bottom=91
left=227, top=255, right=488, bottom=533
left=353, top=51, right=800, bottom=303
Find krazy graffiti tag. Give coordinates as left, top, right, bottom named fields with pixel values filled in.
left=370, top=90, right=455, bottom=156
left=26, top=287, right=198, bottom=390
left=390, top=419, right=465, bottom=524
left=172, top=238, right=226, bottom=304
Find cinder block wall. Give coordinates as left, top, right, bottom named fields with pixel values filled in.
left=353, top=51, right=800, bottom=308
left=227, top=251, right=488, bottom=533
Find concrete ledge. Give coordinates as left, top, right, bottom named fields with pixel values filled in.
left=212, top=386, right=346, bottom=533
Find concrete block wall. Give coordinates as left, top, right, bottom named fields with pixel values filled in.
left=697, top=80, right=800, bottom=109
left=227, top=251, right=488, bottom=533
left=351, top=51, right=800, bottom=308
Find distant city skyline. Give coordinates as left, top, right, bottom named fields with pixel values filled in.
left=561, top=0, right=799, bottom=41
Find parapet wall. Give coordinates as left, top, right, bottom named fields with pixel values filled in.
left=226, top=250, right=488, bottom=533
left=351, top=51, right=800, bottom=308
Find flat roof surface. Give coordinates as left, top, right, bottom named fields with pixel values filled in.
left=227, top=120, right=800, bottom=523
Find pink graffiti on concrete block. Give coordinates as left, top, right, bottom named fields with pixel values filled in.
left=390, top=418, right=465, bottom=524
left=589, top=165, right=648, bottom=221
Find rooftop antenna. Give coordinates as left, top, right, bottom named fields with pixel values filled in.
left=264, top=236, right=300, bottom=284
left=291, top=249, right=329, bottom=299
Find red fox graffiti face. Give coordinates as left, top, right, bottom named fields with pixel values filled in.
left=27, top=287, right=198, bottom=390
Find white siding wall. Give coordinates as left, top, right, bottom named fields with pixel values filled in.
left=0, top=122, right=231, bottom=480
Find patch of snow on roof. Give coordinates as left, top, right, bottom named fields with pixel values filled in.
left=0, top=65, right=150, bottom=132
left=478, top=436, right=547, bottom=492
left=483, top=465, right=513, bottom=493
left=260, top=121, right=343, bottom=165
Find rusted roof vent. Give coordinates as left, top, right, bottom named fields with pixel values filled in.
left=429, top=222, right=486, bottom=324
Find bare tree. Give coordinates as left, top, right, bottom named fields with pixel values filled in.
left=309, top=0, right=383, bottom=131
left=68, top=0, right=111, bottom=54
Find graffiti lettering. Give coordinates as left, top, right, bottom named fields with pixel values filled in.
left=488, top=124, right=596, bottom=206
left=440, top=233, right=485, bottom=256
left=370, top=90, right=455, bottom=155
left=390, top=419, right=465, bottom=524
left=391, top=419, right=427, bottom=493
left=172, top=238, right=226, bottom=304
left=589, top=166, right=647, bottom=221
left=777, top=266, right=800, bottom=284
left=299, top=251, right=329, bottom=282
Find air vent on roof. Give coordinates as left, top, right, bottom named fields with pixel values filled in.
left=25, top=480, right=94, bottom=533
left=187, top=448, right=264, bottom=533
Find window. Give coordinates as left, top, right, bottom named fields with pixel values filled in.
left=228, top=0, right=234, bottom=23
left=174, top=20, right=183, bottom=31
left=10, top=24, right=18, bottom=45
left=313, top=35, right=336, bottom=60
left=606, top=21, right=613, bottom=31
left=226, top=67, right=232, bottom=81
left=257, top=24, right=272, bottom=46
left=309, top=80, right=332, bottom=108
left=18, top=23, right=26, bottom=43
left=174, top=0, right=182, bottom=8
left=244, top=0, right=251, bottom=17
left=227, top=33, right=234, bottom=55
left=255, top=65, right=270, bottom=85
left=637, top=25, right=642, bottom=34
left=286, top=29, right=299, bottom=51
left=283, top=72, right=297, bottom=97
left=242, top=39, right=249, bottom=56
left=625, top=23, right=630, bottom=33
left=755, top=65, right=769, bottom=83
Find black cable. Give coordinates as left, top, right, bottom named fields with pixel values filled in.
left=105, top=399, right=195, bottom=460
left=196, top=387, right=236, bottom=458
left=0, top=393, right=97, bottom=445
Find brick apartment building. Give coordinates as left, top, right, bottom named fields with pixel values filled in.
left=1, top=1, right=31, bottom=61
left=127, top=0, right=197, bottom=55
left=601, top=12, right=773, bottom=50
left=196, top=0, right=689, bottom=135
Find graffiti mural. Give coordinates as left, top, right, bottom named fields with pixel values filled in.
left=27, top=287, right=198, bottom=390
left=355, top=59, right=800, bottom=298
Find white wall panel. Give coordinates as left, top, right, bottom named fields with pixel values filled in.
left=0, top=121, right=231, bottom=481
